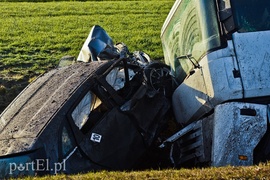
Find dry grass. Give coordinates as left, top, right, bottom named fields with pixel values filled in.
left=18, top=163, right=270, bottom=180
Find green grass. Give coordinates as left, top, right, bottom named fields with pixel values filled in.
left=0, top=1, right=174, bottom=111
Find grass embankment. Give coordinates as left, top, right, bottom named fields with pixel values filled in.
left=16, top=163, right=270, bottom=179
left=0, top=1, right=174, bottom=112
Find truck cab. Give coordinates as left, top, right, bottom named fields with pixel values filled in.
left=161, top=0, right=270, bottom=167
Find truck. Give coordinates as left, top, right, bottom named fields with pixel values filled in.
left=159, top=0, right=270, bottom=167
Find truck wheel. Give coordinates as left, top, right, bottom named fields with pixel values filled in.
left=254, top=128, right=270, bottom=164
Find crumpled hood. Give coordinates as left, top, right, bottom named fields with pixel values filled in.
left=0, top=138, right=37, bottom=156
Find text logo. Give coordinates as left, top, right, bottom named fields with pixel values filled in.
left=9, top=159, right=66, bottom=175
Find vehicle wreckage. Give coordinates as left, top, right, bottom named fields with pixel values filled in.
left=0, top=24, right=175, bottom=178
left=1, top=0, right=270, bottom=178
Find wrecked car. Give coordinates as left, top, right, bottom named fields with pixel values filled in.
left=0, top=25, right=175, bottom=178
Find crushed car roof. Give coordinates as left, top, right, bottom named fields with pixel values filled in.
left=0, top=61, right=105, bottom=155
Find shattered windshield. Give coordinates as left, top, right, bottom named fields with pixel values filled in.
left=231, top=0, right=270, bottom=32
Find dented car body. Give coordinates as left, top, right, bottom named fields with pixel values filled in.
left=0, top=25, right=174, bottom=178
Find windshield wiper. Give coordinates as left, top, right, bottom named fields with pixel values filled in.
left=176, top=54, right=201, bottom=69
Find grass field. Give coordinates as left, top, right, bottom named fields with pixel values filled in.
left=0, top=0, right=174, bottom=112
